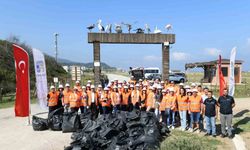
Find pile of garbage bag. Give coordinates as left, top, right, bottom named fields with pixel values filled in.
left=64, top=110, right=169, bottom=150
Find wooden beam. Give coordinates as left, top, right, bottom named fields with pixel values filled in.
left=88, top=33, right=175, bottom=44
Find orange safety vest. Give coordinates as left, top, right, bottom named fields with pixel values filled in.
left=81, top=92, right=88, bottom=106
left=121, top=92, right=130, bottom=105
left=100, top=93, right=111, bottom=107
left=69, top=92, right=81, bottom=108
left=87, top=91, right=98, bottom=106
left=131, top=90, right=140, bottom=105
left=177, top=95, right=188, bottom=111
left=159, top=95, right=168, bottom=111
left=76, top=85, right=82, bottom=93
left=189, top=95, right=202, bottom=112
left=48, top=91, right=59, bottom=107
left=63, top=90, right=72, bottom=105
left=146, top=92, right=155, bottom=108
left=111, top=92, right=121, bottom=105
left=166, top=95, right=177, bottom=111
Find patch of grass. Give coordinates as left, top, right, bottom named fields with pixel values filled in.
left=161, top=130, right=221, bottom=150
left=0, top=97, right=36, bottom=109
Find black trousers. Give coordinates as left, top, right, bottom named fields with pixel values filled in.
left=48, top=106, right=57, bottom=114
left=121, top=105, right=128, bottom=111
left=70, top=107, right=79, bottom=113
left=90, top=103, right=98, bottom=119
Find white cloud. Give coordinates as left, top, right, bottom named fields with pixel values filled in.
left=143, top=55, right=161, bottom=61
left=205, top=48, right=221, bottom=56
left=172, top=52, right=189, bottom=61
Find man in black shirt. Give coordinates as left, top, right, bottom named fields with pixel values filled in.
left=217, top=88, right=235, bottom=139
left=203, top=90, right=217, bottom=137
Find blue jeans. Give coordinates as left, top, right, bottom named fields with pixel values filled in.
left=191, top=112, right=200, bottom=124
left=205, top=116, right=216, bottom=135
left=179, top=110, right=187, bottom=129
left=165, top=108, right=175, bottom=126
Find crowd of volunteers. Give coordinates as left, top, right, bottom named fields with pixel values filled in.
left=47, top=78, right=235, bottom=138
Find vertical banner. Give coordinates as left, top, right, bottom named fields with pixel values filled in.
left=229, top=47, right=237, bottom=96
left=33, top=48, right=48, bottom=110
left=13, top=44, right=30, bottom=117
left=218, top=55, right=226, bottom=96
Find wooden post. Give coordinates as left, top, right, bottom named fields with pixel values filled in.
left=162, top=44, right=170, bottom=81
left=93, top=42, right=101, bottom=85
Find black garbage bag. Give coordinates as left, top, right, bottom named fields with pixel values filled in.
left=62, top=112, right=81, bottom=133
left=32, top=114, right=48, bottom=131
left=48, top=108, right=63, bottom=131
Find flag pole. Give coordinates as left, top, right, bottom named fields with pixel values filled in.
left=27, top=53, right=31, bottom=126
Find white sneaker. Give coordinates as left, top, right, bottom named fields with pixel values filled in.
left=188, top=128, right=194, bottom=132
left=181, top=128, right=185, bottom=131
left=167, top=125, right=171, bottom=128
left=171, top=126, right=175, bottom=129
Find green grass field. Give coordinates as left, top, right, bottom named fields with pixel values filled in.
left=161, top=130, right=221, bottom=150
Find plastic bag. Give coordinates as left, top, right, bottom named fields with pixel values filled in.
left=62, top=112, right=81, bottom=133
left=32, top=115, right=48, bottom=131
left=48, top=108, right=63, bottom=131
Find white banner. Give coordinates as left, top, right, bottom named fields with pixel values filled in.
left=229, top=47, right=237, bottom=96
left=33, top=48, right=48, bottom=110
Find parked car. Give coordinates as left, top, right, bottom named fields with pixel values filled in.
left=169, top=73, right=187, bottom=83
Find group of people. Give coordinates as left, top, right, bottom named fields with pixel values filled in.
left=47, top=78, right=235, bottom=138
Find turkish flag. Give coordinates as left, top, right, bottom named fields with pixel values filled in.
left=218, top=55, right=226, bottom=96
left=13, top=44, right=30, bottom=117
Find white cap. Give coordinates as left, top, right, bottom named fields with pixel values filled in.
left=98, top=84, right=102, bottom=88
left=139, top=79, right=143, bottom=82
left=113, top=86, right=118, bottom=89
left=153, top=84, right=158, bottom=88
left=187, top=89, right=192, bottom=93
left=184, top=85, right=190, bottom=89
left=82, top=86, right=86, bottom=89
left=191, top=83, right=196, bottom=87
left=50, top=85, right=55, bottom=89
left=104, top=87, right=109, bottom=91
left=58, top=84, right=63, bottom=89
left=162, top=89, right=167, bottom=93
left=111, top=80, right=114, bottom=82
left=130, top=85, right=134, bottom=88
left=124, top=86, right=128, bottom=89
left=150, top=80, right=154, bottom=83
left=161, top=81, right=165, bottom=84
left=65, top=83, right=70, bottom=87
left=169, top=88, right=175, bottom=92
left=179, top=83, right=184, bottom=86
left=76, top=81, right=80, bottom=84
left=90, top=85, right=95, bottom=89
left=192, top=89, right=198, bottom=92
left=118, top=85, right=122, bottom=88
left=136, top=84, right=140, bottom=87
left=87, top=80, right=91, bottom=83
left=118, top=81, right=123, bottom=84
left=86, top=84, right=91, bottom=87
left=157, top=85, right=162, bottom=89
left=142, top=87, right=147, bottom=91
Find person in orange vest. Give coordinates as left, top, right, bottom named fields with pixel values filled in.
left=160, top=81, right=165, bottom=90
left=86, top=84, right=91, bottom=92
left=47, top=85, right=59, bottom=113
left=188, top=89, right=203, bottom=132
left=88, top=85, right=98, bottom=119
left=140, top=87, right=147, bottom=111
left=100, top=87, right=111, bottom=114
left=146, top=87, right=155, bottom=112
left=111, top=86, right=121, bottom=113
left=177, top=88, right=189, bottom=131
left=80, top=86, right=88, bottom=113
left=165, top=88, right=177, bottom=129
left=75, top=81, right=82, bottom=93
left=69, top=86, right=81, bottom=112
left=131, top=84, right=141, bottom=110
left=121, top=86, right=131, bottom=111
left=62, top=83, right=71, bottom=108
left=96, top=84, right=103, bottom=114
left=159, top=90, right=168, bottom=123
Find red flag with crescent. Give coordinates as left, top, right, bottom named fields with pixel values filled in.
left=13, top=44, right=30, bottom=117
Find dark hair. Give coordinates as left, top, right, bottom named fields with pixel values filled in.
left=208, top=90, right=213, bottom=94
left=179, top=88, right=186, bottom=96
left=198, top=85, right=202, bottom=88
left=223, top=88, right=228, bottom=91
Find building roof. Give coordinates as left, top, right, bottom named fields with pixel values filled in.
left=185, top=59, right=243, bottom=69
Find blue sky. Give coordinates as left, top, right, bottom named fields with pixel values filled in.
left=0, top=0, right=249, bottom=71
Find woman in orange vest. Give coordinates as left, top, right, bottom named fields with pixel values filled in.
left=146, top=87, right=155, bottom=112
left=62, top=83, right=71, bottom=107
left=47, top=85, right=59, bottom=113
left=111, top=86, right=121, bottom=113
left=131, top=84, right=141, bottom=110
left=160, top=90, right=168, bottom=123
left=165, top=88, right=177, bottom=129
left=177, top=88, right=189, bottom=131
left=188, top=89, right=203, bottom=132
left=140, top=87, right=147, bottom=111
left=80, top=86, right=88, bottom=113
left=69, top=87, right=81, bottom=112
left=121, top=86, right=130, bottom=111
left=100, top=87, right=111, bottom=114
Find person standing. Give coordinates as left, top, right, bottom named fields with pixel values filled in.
left=159, top=90, right=167, bottom=124
left=100, top=87, right=111, bottom=114
left=177, top=88, right=189, bottom=131
left=188, top=89, right=203, bottom=132
left=80, top=86, right=88, bottom=113
left=140, top=87, right=147, bottom=111
left=111, top=86, right=121, bottom=113
left=217, top=88, right=235, bottom=139
left=146, top=87, right=156, bottom=112
left=165, top=88, right=177, bottom=129
left=69, top=87, right=81, bottom=112
left=62, top=83, right=72, bottom=109
left=47, top=85, right=59, bottom=114
left=121, top=86, right=131, bottom=111
left=87, top=85, right=98, bottom=119
left=131, top=84, right=141, bottom=110
left=203, top=90, right=217, bottom=137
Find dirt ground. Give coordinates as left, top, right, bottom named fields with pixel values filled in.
left=0, top=95, right=249, bottom=150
